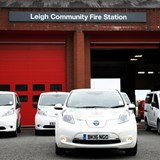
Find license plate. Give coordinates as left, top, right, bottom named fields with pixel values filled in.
left=50, top=122, right=55, bottom=126
left=83, top=134, right=108, bottom=140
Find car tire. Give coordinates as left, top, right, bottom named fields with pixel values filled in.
left=55, top=144, right=65, bottom=155
left=17, top=125, right=21, bottom=133
left=136, top=117, right=141, bottom=123
left=145, top=119, right=151, bottom=131
left=11, top=124, right=18, bottom=137
left=157, top=120, right=160, bottom=135
left=125, top=143, right=137, bottom=156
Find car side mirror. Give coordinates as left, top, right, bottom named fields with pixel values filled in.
left=129, top=103, right=135, bottom=109
left=128, top=103, right=136, bottom=114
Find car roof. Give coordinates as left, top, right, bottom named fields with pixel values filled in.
left=40, top=92, right=69, bottom=96
left=0, top=91, right=16, bottom=95
left=71, top=88, right=119, bottom=93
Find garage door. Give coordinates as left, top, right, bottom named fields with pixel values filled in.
left=0, top=44, right=66, bottom=126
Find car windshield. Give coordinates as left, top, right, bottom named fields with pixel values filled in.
left=67, top=90, right=124, bottom=108
left=39, top=94, right=68, bottom=106
left=0, top=94, right=13, bottom=106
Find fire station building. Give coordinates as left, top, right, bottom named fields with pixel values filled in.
left=0, top=0, right=160, bottom=126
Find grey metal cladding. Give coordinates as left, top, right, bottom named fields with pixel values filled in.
left=0, top=0, right=160, bottom=8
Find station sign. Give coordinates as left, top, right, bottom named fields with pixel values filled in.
left=9, top=11, right=146, bottom=23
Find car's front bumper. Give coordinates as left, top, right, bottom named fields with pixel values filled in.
left=35, top=114, right=57, bottom=131
left=0, top=115, right=17, bottom=132
left=56, top=118, right=137, bottom=149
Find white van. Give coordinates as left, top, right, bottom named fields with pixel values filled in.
left=0, top=91, right=21, bottom=137
left=33, top=92, right=69, bottom=135
left=144, top=91, right=160, bottom=134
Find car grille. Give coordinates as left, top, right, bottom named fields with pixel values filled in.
left=43, top=125, right=55, bottom=128
left=72, top=139, right=121, bottom=144
left=0, top=127, right=6, bottom=130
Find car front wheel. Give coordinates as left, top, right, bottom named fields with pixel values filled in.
left=157, top=120, right=160, bottom=135
left=55, top=144, right=65, bottom=155
left=17, top=125, right=21, bottom=133
left=145, top=118, right=151, bottom=131
left=125, top=143, right=137, bottom=156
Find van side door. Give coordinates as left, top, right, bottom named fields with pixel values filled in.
left=151, top=93, right=159, bottom=128
left=145, top=93, right=154, bottom=126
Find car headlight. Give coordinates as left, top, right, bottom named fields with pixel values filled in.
left=118, top=111, right=130, bottom=124
left=37, top=109, right=47, bottom=116
left=2, top=108, right=14, bottom=117
left=63, top=114, right=75, bottom=124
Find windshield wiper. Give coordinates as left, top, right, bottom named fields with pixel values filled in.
left=40, top=104, right=55, bottom=106
left=80, top=106, right=97, bottom=108
left=47, top=104, right=56, bottom=106
left=110, top=105, right=125, bottom=108
left=0, top=104, right=12, bottom=106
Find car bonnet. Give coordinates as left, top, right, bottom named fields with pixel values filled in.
left=65, top=107, right=126, bottom=127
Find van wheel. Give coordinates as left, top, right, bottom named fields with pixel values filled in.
left=145, top=119, right=151, bottom=131
left=157, top=120, right=160, bottom=135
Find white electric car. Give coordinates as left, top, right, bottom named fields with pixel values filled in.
left=0, top=91, right=21, bottom=137
left=34, top=92, right=69, bottom=135
left=55, top=89, right=137, bottom=156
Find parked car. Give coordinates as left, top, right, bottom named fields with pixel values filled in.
left=55, top=89, right=137, bottom=156
left=144, top=91, right=160, bottom=134
left=137, top=100, right=144, bottom=122
left=0, top=91, right=21, bottom=137
left=33, top=92, right=69, bottom=135
left=120, top=92, right=136, bottom=115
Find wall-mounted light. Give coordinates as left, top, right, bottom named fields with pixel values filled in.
left=134, top=55, right=143, bottom=58
left=138, top=71, right=145, bottom=74
left=130, top=58, right=138, bottom=61
left=148, top=71, right=154, bottom=74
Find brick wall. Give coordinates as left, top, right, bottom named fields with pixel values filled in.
left=0, top=8, right=160, bottom=32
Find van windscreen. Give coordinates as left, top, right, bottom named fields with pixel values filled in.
left=0, top=94, right=13, bottom=106
left=39, top=94, right=68, bottom=106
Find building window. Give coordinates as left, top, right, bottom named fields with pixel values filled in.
left=0, top=85, right=10, bottom=91
left=16, top=84, right=28, bottom=91
left=50, top=84, right=62, bottom=91
left=33, top=95, right=40, bottom=102
left=19, top=95, right=28, bottom=102
left=33, top=84, right=45, bottom=91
